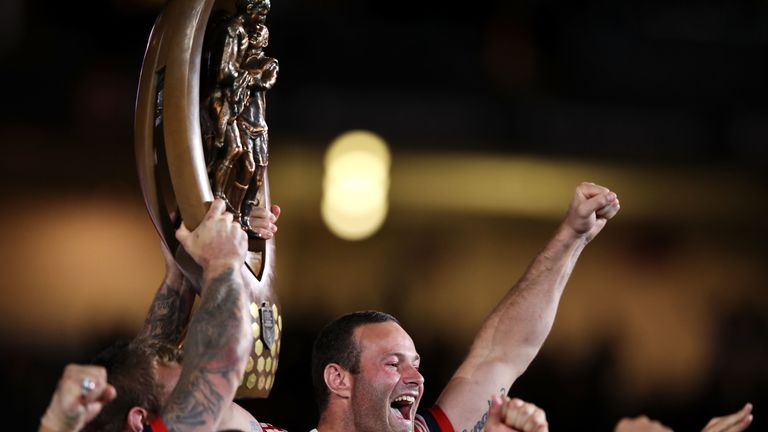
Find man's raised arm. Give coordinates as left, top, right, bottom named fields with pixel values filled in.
left=135, top=204, right=280, bottom=348
left=436, top=182, right=620, bottom=431
left=134, top=243, right=196, bottom=348
left=155, top=198, right=252, bottom=431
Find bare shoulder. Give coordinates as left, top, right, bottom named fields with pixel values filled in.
left=216, top=403, right=289, bottom=432
left=217, top=402, right=257, bottom=431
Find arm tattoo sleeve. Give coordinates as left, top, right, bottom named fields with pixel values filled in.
left=162, top=270, right=246, bottom=430
left=136, top=279, right=194, bottom=346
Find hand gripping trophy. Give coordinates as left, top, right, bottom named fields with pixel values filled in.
left=134, top=0, right=281, bottom=399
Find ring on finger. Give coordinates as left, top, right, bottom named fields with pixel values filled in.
left=80, top=377, right=96, bottom=397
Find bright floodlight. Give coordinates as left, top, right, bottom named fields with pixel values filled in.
left=322, top=130, right=391, bottom=240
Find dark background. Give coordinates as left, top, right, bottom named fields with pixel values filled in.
left=1, top=0, right=766, bottom=430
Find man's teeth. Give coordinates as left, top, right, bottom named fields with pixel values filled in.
left=393, top=395, right=416, bottom=404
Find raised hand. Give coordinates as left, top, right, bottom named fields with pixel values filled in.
left=702, top=403, right=754, bottom=432
left=484, top=395, right=548, bottom=432
left=561, top=182, right=620, bottom=242
left=247, top=204, right=280, bottom=239
left=175, top=198, right=248, bottom=275
left=39, top=364, right=117, bottom=432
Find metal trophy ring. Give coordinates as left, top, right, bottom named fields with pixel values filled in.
left=80, top=377, right=96, bottom=397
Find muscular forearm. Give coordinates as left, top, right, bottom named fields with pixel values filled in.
left=438, top=225, right=590, bottom=432
left=161, top=265, right=250, bottom=430
left=463, top=224, right=588, bottom=380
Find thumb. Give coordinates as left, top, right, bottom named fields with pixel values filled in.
left=271, top=204, right=281, bottom=220
left=100, top=385, right=117, bottom=404
left=83, top=401, right=105, bottom=423
left=487, top=394, right=505, bottom=428
left=175, top=222, right=191, bottom=243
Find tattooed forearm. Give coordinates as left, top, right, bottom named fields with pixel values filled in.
left=164, top=372, right=225, bottom=429
left=184, top=272, right=244, bottom=368
left=462, top=388, right=506, bottom=432
left=162, top=269, right=247, bottom=430
left=464, top=401, right=490, bottom=432
left=136, top=279, right=194, bottom=345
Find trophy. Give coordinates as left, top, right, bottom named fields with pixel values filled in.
left=134, top=0, right=281, bottom=398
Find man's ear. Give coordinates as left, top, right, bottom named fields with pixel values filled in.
left=324, top=363, right=352, bottom=399
left=127, top=406, right=149, bottom=432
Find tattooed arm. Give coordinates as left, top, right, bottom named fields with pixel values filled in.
left=158, top=199, right=252, bottom=431
left=135, top=204, right=279, bottom=347
left=134, top=243, right=195, bottom=347
left=435, top=183, right=621, bottom=431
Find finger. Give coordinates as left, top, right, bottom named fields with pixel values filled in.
left=734, top=414, right=754, bottom=432
left=574, top=191, right=616, bottom=220
left=596, top=200, right=621, bottom=220
left=576, top=181, right=611, bottom=200
left=247, top=208, right=277, bottom=234
left=97, top=384, right=117, bottom=403
left=742, top=402, right=753, bottom=414
left=83, top=401, right=105, bottom=423
left=235, top=226, right=249, bottom=248
left=522, top=407, right=547, bottom=432
left=81, top=366, right=109, bottom=404
left=221, top=208, right=235, bottom=224
left=248, top=213, right=270, bottom=231
left=706, top=404, right=754, bottom=432
left=506, top=398, right=524, bottom=426
left=719, top=415, right=753, bottom=432
left=487, top=394, right=505, bottom=427
left=249, top=206, right=270, bottom=219
left=505, top=399, right=525, bottom=427
left=253, top=228, right=274, bottom=240
left=518, top=404, right=536, bottom=430
left=59, top=379, right=83, bottom=409
left=271, top=204, right=281, bottom=220
left=168, top=209, right=180, bottom=224
left=207, top=198, right=227, bottom=218
left=90, top=365, right=108, bottom=383
left=62, top=365, right=96, bottom=404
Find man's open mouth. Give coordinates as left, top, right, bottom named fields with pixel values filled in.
left=390, top=395, right=416, bottom=421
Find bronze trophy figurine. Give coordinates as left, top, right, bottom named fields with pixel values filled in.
left=134, top=0, right=281, bottom=398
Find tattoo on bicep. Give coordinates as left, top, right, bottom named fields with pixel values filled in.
left=462, top=387, right=507, bottom=432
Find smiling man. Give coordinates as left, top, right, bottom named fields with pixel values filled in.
left=310, top=182, right=621, bottom=432
left=311, top=312, right=423, bottom=432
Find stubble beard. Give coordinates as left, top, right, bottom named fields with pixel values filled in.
left=351, top=375, right=413, bottom=432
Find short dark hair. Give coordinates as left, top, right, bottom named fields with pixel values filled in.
left=310, top=311, right=399, bottom=413
left=83, top=339, right=182, bottom=432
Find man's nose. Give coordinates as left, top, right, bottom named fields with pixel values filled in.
left=402, top=364, right=424, bottom=385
